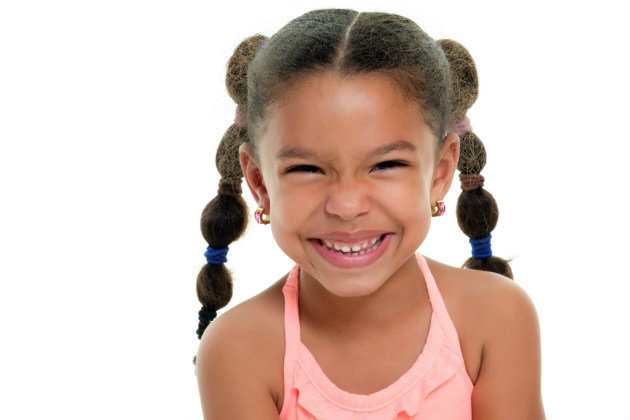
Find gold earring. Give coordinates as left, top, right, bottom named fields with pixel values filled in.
left=431, top=200, right=445, bottom=217
left=254, top=207, right=270, bottom=225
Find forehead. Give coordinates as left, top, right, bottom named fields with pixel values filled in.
left=260, top=73, right=435, bottom=163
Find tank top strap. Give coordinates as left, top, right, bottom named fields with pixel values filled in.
left=278, top=253, right=469, bottom=419
left=415, top=252, right=461, bottom=343
left=282, top=253, right=459, bottom=349
left=281, top=263, right=302, bottom=364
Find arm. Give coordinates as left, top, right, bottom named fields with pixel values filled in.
left=196, top=313, right=280, bottom=420
left=472, top=275, right=546, bottom=420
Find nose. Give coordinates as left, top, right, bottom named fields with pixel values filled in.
left=324, top=177, right=371, bottom=221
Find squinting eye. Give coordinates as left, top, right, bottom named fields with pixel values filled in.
left=286, top=161, right=409, bottom=174
left=372, top=160, right=409, bottom=171
left=285, top=165, right=322, bottom=174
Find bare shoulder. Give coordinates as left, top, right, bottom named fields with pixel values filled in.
left=198, top=271, right=288, bottom=375
left=423, top=255, right=541, bottom=392
left=424, top=255, right=535, bottom=323
left=427, top=260, right=547, bottom=419
left=447, top=260, right=541, bottom=337
left=424, top=254, right=515, bottom=291
left=195, top=273, right=289, bottom=419
left=422, top=256, right=515, bottom=339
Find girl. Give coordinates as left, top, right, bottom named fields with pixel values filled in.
left=194, top=9, right=544, bottom=420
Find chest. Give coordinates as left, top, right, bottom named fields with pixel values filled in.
left=298, top=302, right=435, bottom=395
left=266, top=282, right=483, bottom=412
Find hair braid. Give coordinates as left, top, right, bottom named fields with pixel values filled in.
left=193, top=34, right=267, bottom=368
left=194, top=10, right=516, bottom=368
left=438, top=39, right=514, bottom=279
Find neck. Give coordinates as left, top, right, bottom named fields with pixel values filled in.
left=297, top=253, right=429, bottom=339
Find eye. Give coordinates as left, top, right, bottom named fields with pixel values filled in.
left=285, top=165, right=322, bottom=174
left=372, top=160, right=409, bottom=171
left=286, top=161, right=409, bottom=174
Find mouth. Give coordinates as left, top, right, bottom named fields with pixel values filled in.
left=313, top=233, right=388, bottom=256
left=308, top=233, right=392, bottom=268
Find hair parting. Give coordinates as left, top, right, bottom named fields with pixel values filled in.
left=194, top=8, right=513, bottom=368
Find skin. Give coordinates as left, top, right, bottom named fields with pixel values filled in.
left=200, top=71, right=546, bottom=419
left=239, top=72, right=460, bottom=336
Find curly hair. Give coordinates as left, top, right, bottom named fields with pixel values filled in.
left=193, top=8, right=512, bottom=366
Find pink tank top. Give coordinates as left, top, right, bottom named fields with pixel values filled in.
left=278, top=251, right=474, bottom=420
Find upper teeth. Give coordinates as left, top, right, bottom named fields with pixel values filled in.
left=321, top=236, right=380, bottom=252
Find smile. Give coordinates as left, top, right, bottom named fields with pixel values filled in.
left=309, top=233, right=392, bottom=268
left=319, top=234, right=386, bottom=256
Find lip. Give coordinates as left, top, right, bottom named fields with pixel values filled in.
left=309, top=233, right=392, bottom=269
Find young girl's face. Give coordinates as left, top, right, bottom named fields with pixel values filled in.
left=240, top=72, right=458, bottom=297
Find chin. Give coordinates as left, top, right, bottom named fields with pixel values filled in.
left=319, top=275, right=386, bottom=298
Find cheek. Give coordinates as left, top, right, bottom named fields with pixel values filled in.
left=379, top=173, right=429, bottom=206
left=383, top=181, right=430, bottom=228
left=268, top=183, right=317, bottom=233
left=269, top=172, right=431, bottom=225
left=267, top=188, right=315, bottom=264
left=272, top=181, right=321, bottom=209
left=381, top=178, right=432, bottom=250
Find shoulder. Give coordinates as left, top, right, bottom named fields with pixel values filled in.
left=201, top=274, right=286, bottom=341
left=196, top=273, right=288, bottom=414
left=425, top=256, right=536, bottom=324
left=462, top=265, right=541, bottom=339
left=197, top=273, right=287, bottom=374
left=431, top=263, right=546, bottom=419
left=424, top=256, right=532, bottom=386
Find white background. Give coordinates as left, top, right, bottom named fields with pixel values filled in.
left=1, top=1, right=628, bottom=419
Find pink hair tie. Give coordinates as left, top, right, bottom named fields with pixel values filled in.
left=234, top=106, right=247, bottom=126
left=452, top=116, right=472, bottom=135
left=459, top=173, right=485, bottom=191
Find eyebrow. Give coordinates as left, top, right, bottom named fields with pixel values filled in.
left=275, top=139, right=418, bottom=161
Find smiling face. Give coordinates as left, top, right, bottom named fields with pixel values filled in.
left=240, top=72, right=459, bottom=301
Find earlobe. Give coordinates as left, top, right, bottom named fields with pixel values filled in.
left=238, top=142, right=270, bottom=208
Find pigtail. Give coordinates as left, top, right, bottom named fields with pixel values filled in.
left=438, top=39, right=514, bottom=280
left=193, top=34, right=267, bottom=368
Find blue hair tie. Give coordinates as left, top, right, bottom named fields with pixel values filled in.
left=205, top=245, right=228, bottom=264
left=469, top=235, right=492, bottom=259
left=259, top=38, right=267, bottom=49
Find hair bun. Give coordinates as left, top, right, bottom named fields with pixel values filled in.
left=226, top=34, right=268, bottom=108
left=457, top=131, right=486, bottom=174
left=216, top=124, right=247, bottom=180
left=437, top=39, right=479, bottom=125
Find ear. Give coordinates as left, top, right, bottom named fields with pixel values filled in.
left=430, top=132, right=460, bottom=203
left=239, top=142, right=270, bottom=211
